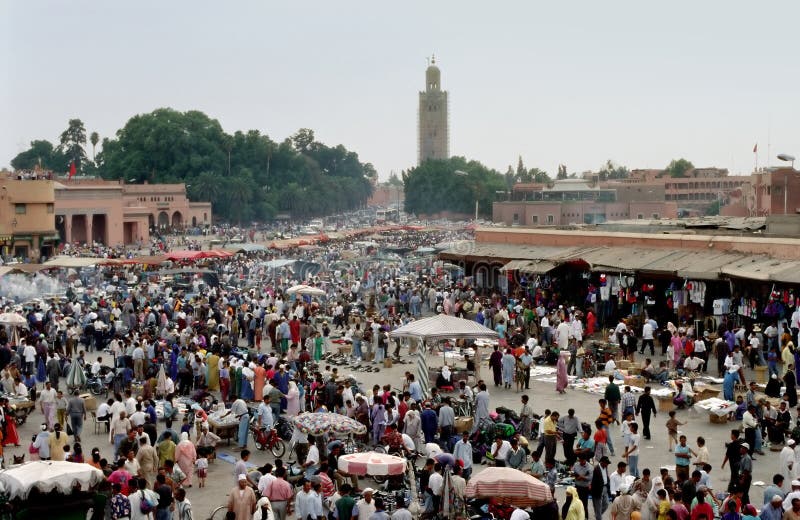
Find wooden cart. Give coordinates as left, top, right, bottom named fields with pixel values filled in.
left=207, top=418, right=238, bottom=445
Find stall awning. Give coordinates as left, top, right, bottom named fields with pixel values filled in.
left=500, top=259, right=558, bottom=274
left=720, top=256, right=795, bottom=282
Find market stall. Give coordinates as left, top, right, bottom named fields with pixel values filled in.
left=0, top=461, right=105, bottom=518
left=465, top=466, right=554, bottom=507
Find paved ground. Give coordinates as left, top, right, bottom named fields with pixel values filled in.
left=9, top=346, right=779, bottom=518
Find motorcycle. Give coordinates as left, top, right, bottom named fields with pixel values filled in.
left=249, top=415, right=287, bottom=458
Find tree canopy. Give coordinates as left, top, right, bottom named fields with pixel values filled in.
left=59, top=118, right=88, bottom=171
left=10, top=139, right=69, bottom=171
left=665, top=158, right=694, bottom=178
left=93, top=108, right=373, bottom=222
left=598, top=159, right=630, bottom=181
left=402, top=157, right=505, bottom=217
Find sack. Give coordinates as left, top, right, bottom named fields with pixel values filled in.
left=140, top=491, right=156, bottom=514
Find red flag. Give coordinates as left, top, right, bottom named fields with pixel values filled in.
left=69, top=161, right=76, bottom=178
left=753, top=143, right=758, bottom=153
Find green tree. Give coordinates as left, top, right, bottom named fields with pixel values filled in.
left=557, top=164, right=568, bottom=180
left=665, top=158, right=694, bottom=178
left=705, top=199, right=721, bottom=216
left=598, top=159, right=630, bottom=181
left=403, top=157, right=505, bottom=217
left=386, top=172, right=403, bottom=187
left=89, top=108, right=373, bottom=221
left=528, top=167, right=551, bottom=184
left=291, top=128, right=315, bottom=152
left=89, top=132, right=99, bottom=162
left=10, top=140, right=69, bottom=171
left=59, top=118, right=88, bottom=171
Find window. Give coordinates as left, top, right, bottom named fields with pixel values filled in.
left=547, top=214, right=554, bottom=224
left=15, top=204, right=26, bottom=214
left=532, top=215, right=539, bottom=224
left=512, top=213, right=519, bottom=225
left=637, top=214, right=644, bottom=219
left=652, top=213, right=660, bottom=219
left=46, top=203, right=54, bottom=214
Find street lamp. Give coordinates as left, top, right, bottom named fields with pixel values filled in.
left=454, top=170, right=478, bottom=221
left=777, top=154, right=796, bottom=214
left=778, top=154, right=796, bottom=169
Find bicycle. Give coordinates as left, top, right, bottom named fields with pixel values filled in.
left=207, top=505, right=228, bottom=520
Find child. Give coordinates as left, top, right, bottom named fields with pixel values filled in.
left=656, top=488, right=671, bottom=520
left=666, top=410, right=685, bottom=451
left=621, top=412, right=635, bottom=447
left=594, top=419, right=609, bottom=461
left=196, top=454, right=208, bottom=488
left=544, top=458, right=558, bottom=495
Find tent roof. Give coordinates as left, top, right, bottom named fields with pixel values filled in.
left=389, top=314, right=498, bottom=342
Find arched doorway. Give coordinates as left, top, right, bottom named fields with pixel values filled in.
left=148, top=214, right=155, bottom=229
left=157, top=211, right=169, bottom=228
left=171, top=211, right=183, bottom=228
left=192, top=216, right=197, bottom=227
left=92, top=214, right=107, bottom=245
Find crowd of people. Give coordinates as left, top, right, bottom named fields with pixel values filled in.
left=0, top=226, right=798, bottom=520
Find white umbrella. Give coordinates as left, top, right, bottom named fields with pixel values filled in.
left=388, top=314, right=498, bottom=342
left=0, top=312, right=28, bottom=328
left=0, top=461, right=105, bottom=500
left=286, top=284, right=325, bottom=297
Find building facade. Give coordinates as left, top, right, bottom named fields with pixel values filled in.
left=54, top=179, right=212, bottom=247
left=721, top=167, right=800, bottom=217
left=496, top=179, right=678, bottom=226
left=0, top=178, right=58, bottom=259
left=418, top=56, right=449, bottom=164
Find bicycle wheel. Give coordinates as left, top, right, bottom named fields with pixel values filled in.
left=270, top=439, right=286, bottom=458
left=208, top=505, right=228, bottom=520
left=373, top=445, right=386, bottom=454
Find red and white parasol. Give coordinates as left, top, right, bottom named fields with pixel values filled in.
left=465, top=467, right=553, bottom=507
left=337, top=451, right=406, bottom=476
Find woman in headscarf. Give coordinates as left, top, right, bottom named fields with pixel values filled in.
left=285, top=380, right=300, bottom=417
left=563, top=486, right=586, bottom=520
left=723, top=365, right=740, bottom=401
left=784, top=364, right=798, bottom=407
left=556, top=350, right=570, bottom=394
left=639, top=476, right=664, bottom=520
left=253, top=496, right=275, bottom=520
left=175, top=432, right=197, bottom=487
left=49, top=423, right=69, bottom=461
left=206, top=350, right=220, bottom=392
left=241, top=363, right=255, bottom=401
left=403, top=406, right=424, bottom=452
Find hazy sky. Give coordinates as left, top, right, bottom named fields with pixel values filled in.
left=2, top=1, right=799, bottom=179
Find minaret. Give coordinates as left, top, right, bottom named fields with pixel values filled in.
left=418, top=55, right=449, bottom=164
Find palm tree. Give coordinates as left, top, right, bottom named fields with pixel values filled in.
left=90, top=132, right=99, bottom=162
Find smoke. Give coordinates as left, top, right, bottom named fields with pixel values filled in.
left=0, top=273, right=66, bottom=303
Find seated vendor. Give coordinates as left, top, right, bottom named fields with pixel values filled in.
left=649, top=361, right=670, bottom=383
left=531, top=344, right=545, bottom=364
left=672, top=380, right=691, bottom=409
left=436, top=366, right=453, bottom=389
left=682, top=353, right=705, bottom=374
left=603, top=358, right=617, bottom=374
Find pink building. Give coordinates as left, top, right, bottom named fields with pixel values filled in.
left=721, top=167, right=800, bottom=217
left=495, top=179, right=677, bottom=226
left=54, top=179, right=212, bottom=246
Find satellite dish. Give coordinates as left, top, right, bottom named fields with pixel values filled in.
left=777, top=154, right=796, bottom=162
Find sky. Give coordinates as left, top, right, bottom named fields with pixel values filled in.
left=2, top=1, right=799, bottom=180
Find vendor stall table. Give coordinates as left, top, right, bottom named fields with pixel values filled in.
left=207, top=418, right=237, bottom=445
